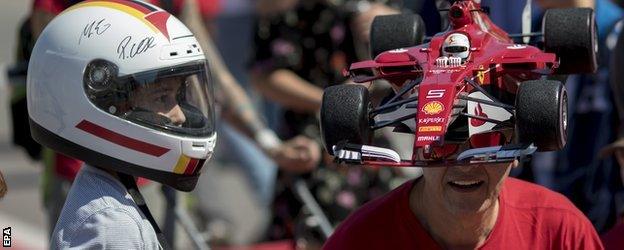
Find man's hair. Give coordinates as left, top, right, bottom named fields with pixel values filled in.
left=0, top=171, right=6, bottom=199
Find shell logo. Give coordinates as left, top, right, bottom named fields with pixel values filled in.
left=422, top=101, right=445, bottom=115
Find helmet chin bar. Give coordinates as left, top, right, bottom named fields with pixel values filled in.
left=123, top=108, right=175, bottom=127
left=29, top=118, right=204, bottom=191
left=122, top=104, right=208, bottom=131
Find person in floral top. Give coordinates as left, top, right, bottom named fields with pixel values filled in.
left=250, top=0, right=414, bottom=245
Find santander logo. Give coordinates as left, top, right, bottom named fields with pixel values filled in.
left=471, top=103, right=487, bottom=127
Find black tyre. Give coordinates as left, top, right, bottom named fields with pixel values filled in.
left=320, top=84, right=372, bottom=155
left=370, top=13, right=426, bottom=58
left=543, top=8, right=598, bottom=74
left=516, top=80, right=568, bottom=151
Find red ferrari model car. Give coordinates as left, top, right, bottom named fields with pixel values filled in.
left=320, top=0, right=598, bottom=167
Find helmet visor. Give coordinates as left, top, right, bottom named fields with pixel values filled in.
left=84, top=59, right=216, bottom=137
left=444, top=46, right=468, bottom=53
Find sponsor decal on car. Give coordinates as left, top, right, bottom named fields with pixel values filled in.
left=430, top=69, right=462, bottom=74
left=418, top=126, right=443, bottom=132
left=426, top=89, right=446, bottom=99
left=476, top=70, right=486, bottom=85
left=474, top=65, right=487, bottom=85
left=422, top=101, right=445, bottom=115
left=470, top=103, right=488, bottom=127
left=467, top=92, right=512, bottom=137
left=418, top=117, right=446, bottom=124
left=417, top=135, right=441, bottom=142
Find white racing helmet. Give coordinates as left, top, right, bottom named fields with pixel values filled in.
left=27, top=0, right=216, bottom=192
left=442, top=33, right=471, bottom=60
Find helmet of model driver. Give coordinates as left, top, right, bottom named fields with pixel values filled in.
left=27, top=0, right=216, bottom=192
left=442, top=33, right=471, bottom=60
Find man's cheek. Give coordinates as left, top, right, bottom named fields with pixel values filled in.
left=422, top=169, right=445, bottom=191
left=489, top=165, right=511, bottom=188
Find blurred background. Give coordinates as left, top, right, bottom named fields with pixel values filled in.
left=0, top=1, right=48, bottom=249
left=1, top=0, right=624, bottom=249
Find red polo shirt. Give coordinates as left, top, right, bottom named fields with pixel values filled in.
left=602, top=222, right=624, bottom=250
left=324, top=177, right=603, bottom=250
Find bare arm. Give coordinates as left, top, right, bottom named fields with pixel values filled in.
left=251, top=3, right=397, bottom=113
left=251, top=69, right=324, bottom=113
left=180, top=0, right=320, bottom=171
left=180, top=0, right=268, bottom=139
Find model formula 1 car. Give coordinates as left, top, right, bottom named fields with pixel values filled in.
left=320, top=0, right=598, bottom=167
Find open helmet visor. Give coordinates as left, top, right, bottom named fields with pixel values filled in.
left=84, top=59, right=216, bottom=137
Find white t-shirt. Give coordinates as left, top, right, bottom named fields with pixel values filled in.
left=51, top=164, right=161, bottom=249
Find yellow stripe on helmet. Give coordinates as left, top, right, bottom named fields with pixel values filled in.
left=173, top=155, right=191, bottom=174
left=63, top=1, right=158, bottom=33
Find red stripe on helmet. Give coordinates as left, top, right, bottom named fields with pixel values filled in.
left=76, top=120, right=170, bottom=157
left=184, top=158, right=199, bottom=175
left=90, top=0, right=153, bottom=14
left=145, top=11, right=171, bottom=40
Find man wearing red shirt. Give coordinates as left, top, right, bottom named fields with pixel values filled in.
left=324, top=160, right=603, bottom=249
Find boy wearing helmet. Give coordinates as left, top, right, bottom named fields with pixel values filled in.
left=27, top=1, right=215, bottom=248
left=28, top=1, right=321, bottom=238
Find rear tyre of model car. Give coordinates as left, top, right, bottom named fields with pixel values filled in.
left=370, top=13, right=426, bottom=58
left=543, top=8, right=598, bottom=74
left=516, top=80, right=568, bottom=151
left=320, top=84, right=372, bottom=155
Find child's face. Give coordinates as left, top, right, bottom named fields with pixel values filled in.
left=129, top=76, right=186, bottom=126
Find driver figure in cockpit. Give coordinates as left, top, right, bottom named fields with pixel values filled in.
left=437, top=33, right=471, bottom=67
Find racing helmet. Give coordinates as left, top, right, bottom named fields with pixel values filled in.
left=27, top=0, right=216, bottom=192
left=442, top=33, right=471, bottom=60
